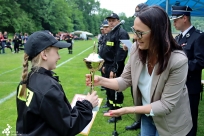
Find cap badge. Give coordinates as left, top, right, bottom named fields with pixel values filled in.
left=111, top=13, right=113, bottom=16
left=186, top=33, right=190, bottom=38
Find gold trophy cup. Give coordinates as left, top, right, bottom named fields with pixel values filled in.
left=84, top=42, right=104, bottom=93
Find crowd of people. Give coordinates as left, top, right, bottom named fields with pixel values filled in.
left=0, top=31, right=76, bottom=55
left=0, top=32, right=28, bottom=54
left=14, top=2, right=204, bottom=136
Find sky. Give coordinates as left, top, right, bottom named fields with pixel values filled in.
left=99, top=0, right=147, bottom=17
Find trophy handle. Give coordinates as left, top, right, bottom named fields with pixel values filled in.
left=90, top=71, right=95, bottom=94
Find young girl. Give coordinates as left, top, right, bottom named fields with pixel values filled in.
left=16, top=30, right=99, bottom=136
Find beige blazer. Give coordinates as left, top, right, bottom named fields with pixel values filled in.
left=116, top=43, right=192, bottom=136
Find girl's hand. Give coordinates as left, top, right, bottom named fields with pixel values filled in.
left=85, top=91, right=99, bottom=108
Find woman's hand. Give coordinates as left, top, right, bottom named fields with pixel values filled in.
left=104, top=108, right=127, bottom=117
left=86, top=73, right=118, bottom=91
left=85, top=74, right=101, bottom=86
left=85, top=91, right=99, bottom=108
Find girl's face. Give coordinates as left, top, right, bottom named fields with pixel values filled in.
left=133, top=17, right=151, bottom=50
left=41, top=47, right=60, bottom=70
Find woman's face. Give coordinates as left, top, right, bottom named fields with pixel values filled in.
left=133, top=17, right=151, bottom=50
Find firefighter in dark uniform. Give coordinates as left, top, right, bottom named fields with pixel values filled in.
left=99, top=20, right=112, bottom=108
left=97, top=24, right=106, bottom=98
left=98, top=22, right=107, bottom=92
left=97, top=24, right=104, bottom=54
left=99, top=13, right=129, bottom=123
left=171, top=6, right=204, bottom=136
left=65, top=33, right=73, bottom=54
left=16, top=30, right=98, bottom=136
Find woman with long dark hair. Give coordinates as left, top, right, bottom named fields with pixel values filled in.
left=86, top=6, right=192, bottom=136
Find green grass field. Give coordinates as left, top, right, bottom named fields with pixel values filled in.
left=0, top=40, right=203, bottom=136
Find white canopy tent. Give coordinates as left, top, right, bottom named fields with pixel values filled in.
left=71, top=31, right=93, bottom=40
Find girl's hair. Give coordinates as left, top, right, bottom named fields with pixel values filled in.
left=136, top=6, right=182, bottom=75
left=19, top=54, right=29, bottom=97
left=19, top=47, right=52, bottom=97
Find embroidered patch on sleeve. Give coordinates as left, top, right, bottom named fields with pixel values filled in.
left=26, top=89, right=34, bottom=107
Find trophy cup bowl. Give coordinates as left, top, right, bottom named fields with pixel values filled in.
left=84, top=52, right=104, bottom=93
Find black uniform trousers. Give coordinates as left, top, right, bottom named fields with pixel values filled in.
left=14, top=43, right=19, bottom=53
left=104, top=62, right=124, bottom=110
left=101, top=67, right=106, bottom=89
left=187, top=94, right=200, bottom=136
left=68, top=43, right=72, bottom=50
left=67, top=42, right=72, bottom=53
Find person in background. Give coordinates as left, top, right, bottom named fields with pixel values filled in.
left=2, top=31, right=8, bottom=53
left=16, top=30, right=99, bottom=136
left=97, top=23, right=106, bottom=92
left=125, top=3, right=148, bottom=132
left=13, top=33, right=20, bottom=53
left=19, top=32, right=23, bottom=47
left=97, top=24, right=104, bottom=54
left=99, top=20, right=112, bottom=109
left=99, top=13, right=129, bottom=123
left=23, top=33, right=29, bottom=46
left=171, top=5, right=204, bottom=136
left=65, top=33, right=74, bottom=54
left=0, top=32, right=5, bottom=54
left=55, top=33, right=60, bottom=41
left=86, top=6, right=193, bottom=136
left=6, top=39, right=12, bottom=52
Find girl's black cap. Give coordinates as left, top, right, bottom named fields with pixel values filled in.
left=24, top=31, right=71, bottom=61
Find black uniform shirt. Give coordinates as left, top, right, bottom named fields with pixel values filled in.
left=16, top=67, right=93, bottom=136
left=175, top=26, right=204, bottom=94
left=99, top=26, right=129, bottom=73
left=97, top=34, right=104, bottom=53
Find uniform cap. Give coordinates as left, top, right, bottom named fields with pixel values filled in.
left=25, top=31, right=71, bottom=61
left=170, top=5, right=192, bottom=20
left=100, top=24, right=104, bottom=30
left=106, top=13, right=120, bottom=20
left=133, top=3, right=148, bottom=17
left=103, top=20, right=109, bottom=27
